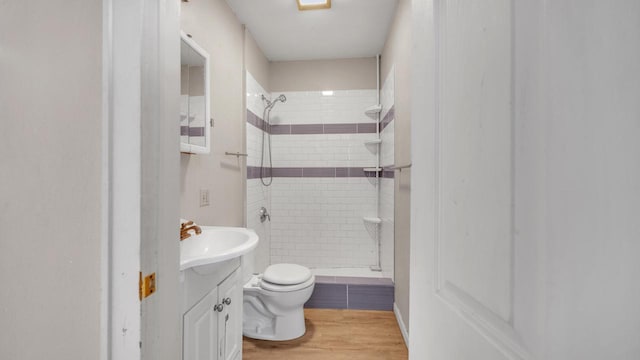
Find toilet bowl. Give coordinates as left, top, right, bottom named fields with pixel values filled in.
left=243, top=263, right=315, bottom=341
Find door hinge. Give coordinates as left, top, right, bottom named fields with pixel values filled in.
left=139, top=272, right=156, bottom=300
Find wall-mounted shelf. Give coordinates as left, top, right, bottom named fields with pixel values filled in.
left=363, top=217, right=382, bottom=224
left=363, top=167, right=382, bottom=172
left=364, top=104, right=382, bottom=119
left=364, top=139, right=382, bottom=145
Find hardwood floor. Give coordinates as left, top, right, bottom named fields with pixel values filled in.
left=243, top=309, right=408, bottom=360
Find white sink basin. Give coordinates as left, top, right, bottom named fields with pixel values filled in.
left=180, top=226, right=258, bottom=271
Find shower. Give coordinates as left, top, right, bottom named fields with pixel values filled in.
left=260, top=94, right=286, bottom=186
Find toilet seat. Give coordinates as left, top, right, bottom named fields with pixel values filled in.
left=263, top=263, right=312, bottom=285
left=259, top=276, right=315, bottom=292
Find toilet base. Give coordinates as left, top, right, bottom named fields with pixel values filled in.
left=243, top=305, right=306, bottom=341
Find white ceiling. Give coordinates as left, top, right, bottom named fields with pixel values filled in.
left=225, top=0, right=399, bottom=61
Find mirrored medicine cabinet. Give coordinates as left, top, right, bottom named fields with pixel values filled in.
left=180, top=31, right=210, bottom=154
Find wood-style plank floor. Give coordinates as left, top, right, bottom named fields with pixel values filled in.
left=243, top=309, right=408, bottom=360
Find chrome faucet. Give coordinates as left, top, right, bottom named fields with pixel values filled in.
left=259, top=207, right=270, bottom=223
left=180, top=220, right=202, bottom=241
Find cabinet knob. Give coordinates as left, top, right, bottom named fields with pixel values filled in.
left=213, top=304, right=224, bottom=312
left=223, top=297, right=231, bottom=306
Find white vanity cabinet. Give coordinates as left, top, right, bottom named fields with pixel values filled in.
left=182, top=259, right=243, bottom=360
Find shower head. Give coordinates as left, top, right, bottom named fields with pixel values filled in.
left=264, top=94, right=287, bottom=110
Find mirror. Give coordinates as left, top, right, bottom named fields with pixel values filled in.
left=180, top=32, right=210, bottom=154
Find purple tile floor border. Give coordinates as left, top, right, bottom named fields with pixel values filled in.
left=305, top=276, right=394, bottom=311
left=305, top=283, right=348, bottom=309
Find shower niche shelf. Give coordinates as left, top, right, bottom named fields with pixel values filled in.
left=364, top=104, right=382, bottom=119
left=363, top=217, right=382, bottom=224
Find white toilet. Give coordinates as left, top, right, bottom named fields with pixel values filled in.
left=243, top=263, right=315, bottom=341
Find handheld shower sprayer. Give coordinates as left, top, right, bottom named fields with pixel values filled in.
left=261, top=94, right=287, bottom=110
left=259, top=94, right=287, bottom=186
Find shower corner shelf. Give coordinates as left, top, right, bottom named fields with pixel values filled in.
left=363, top=167, right=382, bottom=172
left=364, top=104, right=382, bottom=119
left=364, top=139, right=382, bottom=145
left=363, top=217, right=382, bottom=224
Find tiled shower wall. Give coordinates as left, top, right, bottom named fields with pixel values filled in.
left=380, top=67, right=395, bottom=277
left=268, top=90, right=379, bottom=268
left=246, top=72, right=271, bottom=274
left=246, top=70, right=394, bottom=273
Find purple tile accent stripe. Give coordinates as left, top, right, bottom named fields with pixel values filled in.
left=246, top=166, right=388, bottom=179
left=323, top=123, right=357, bottom=134
left=247, top=166, right=272, bottom=179
left=180, top=126, right=205, bottom=136
left=246, top=110, right=377, bottom=135
left=272, top=167, right=303, bottom=177
left=379, top=105, right=395, bottom=132
left=357, top=123, right=378, bottom=133
left=291, top=124, right=324, bottom=134
left=247, top=166, right=259, bottom=179
left=381, top=169, right=395, bottom=179
left=305, top=276, right=394, bottom=311
left=247, top=110, right=268, bottom=132
left=270, top=124, right=291, bottom=134
left=302, top=167, right=335, bottom=177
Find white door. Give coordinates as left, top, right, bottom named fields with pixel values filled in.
left=411, top=1, right=640, bottom=359
left=413, top=1, right=528, bottom=358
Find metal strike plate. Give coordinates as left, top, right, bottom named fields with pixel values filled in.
left=139, top=272, right=156, bottom=300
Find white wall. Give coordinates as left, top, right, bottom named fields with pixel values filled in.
left=410, top=0, right=640, bottom=359
left=270, top=58, right=377, bottom=91
left=0, top=1, right=103, bottom=358
left=180, top=0, right=246, bottom=226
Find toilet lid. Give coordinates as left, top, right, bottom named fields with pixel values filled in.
left=260, top=276, right=315, bottom=292
left=262, top=263, right=312, bottom=285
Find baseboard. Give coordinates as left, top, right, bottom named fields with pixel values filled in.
left=393, top=302, right=409, bottom=348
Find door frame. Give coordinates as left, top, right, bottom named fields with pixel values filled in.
left=102, top=0, right=144, bottom=358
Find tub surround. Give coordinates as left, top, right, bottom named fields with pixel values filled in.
left=246, top=73, right=389, bottom=270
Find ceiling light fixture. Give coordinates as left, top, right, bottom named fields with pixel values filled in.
left=297, top=0, right=331, bottom=11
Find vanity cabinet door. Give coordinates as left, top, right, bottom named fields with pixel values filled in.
left=217, top=268, right=242, bottom=360
left=184, top=287, right=219, bottom=360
